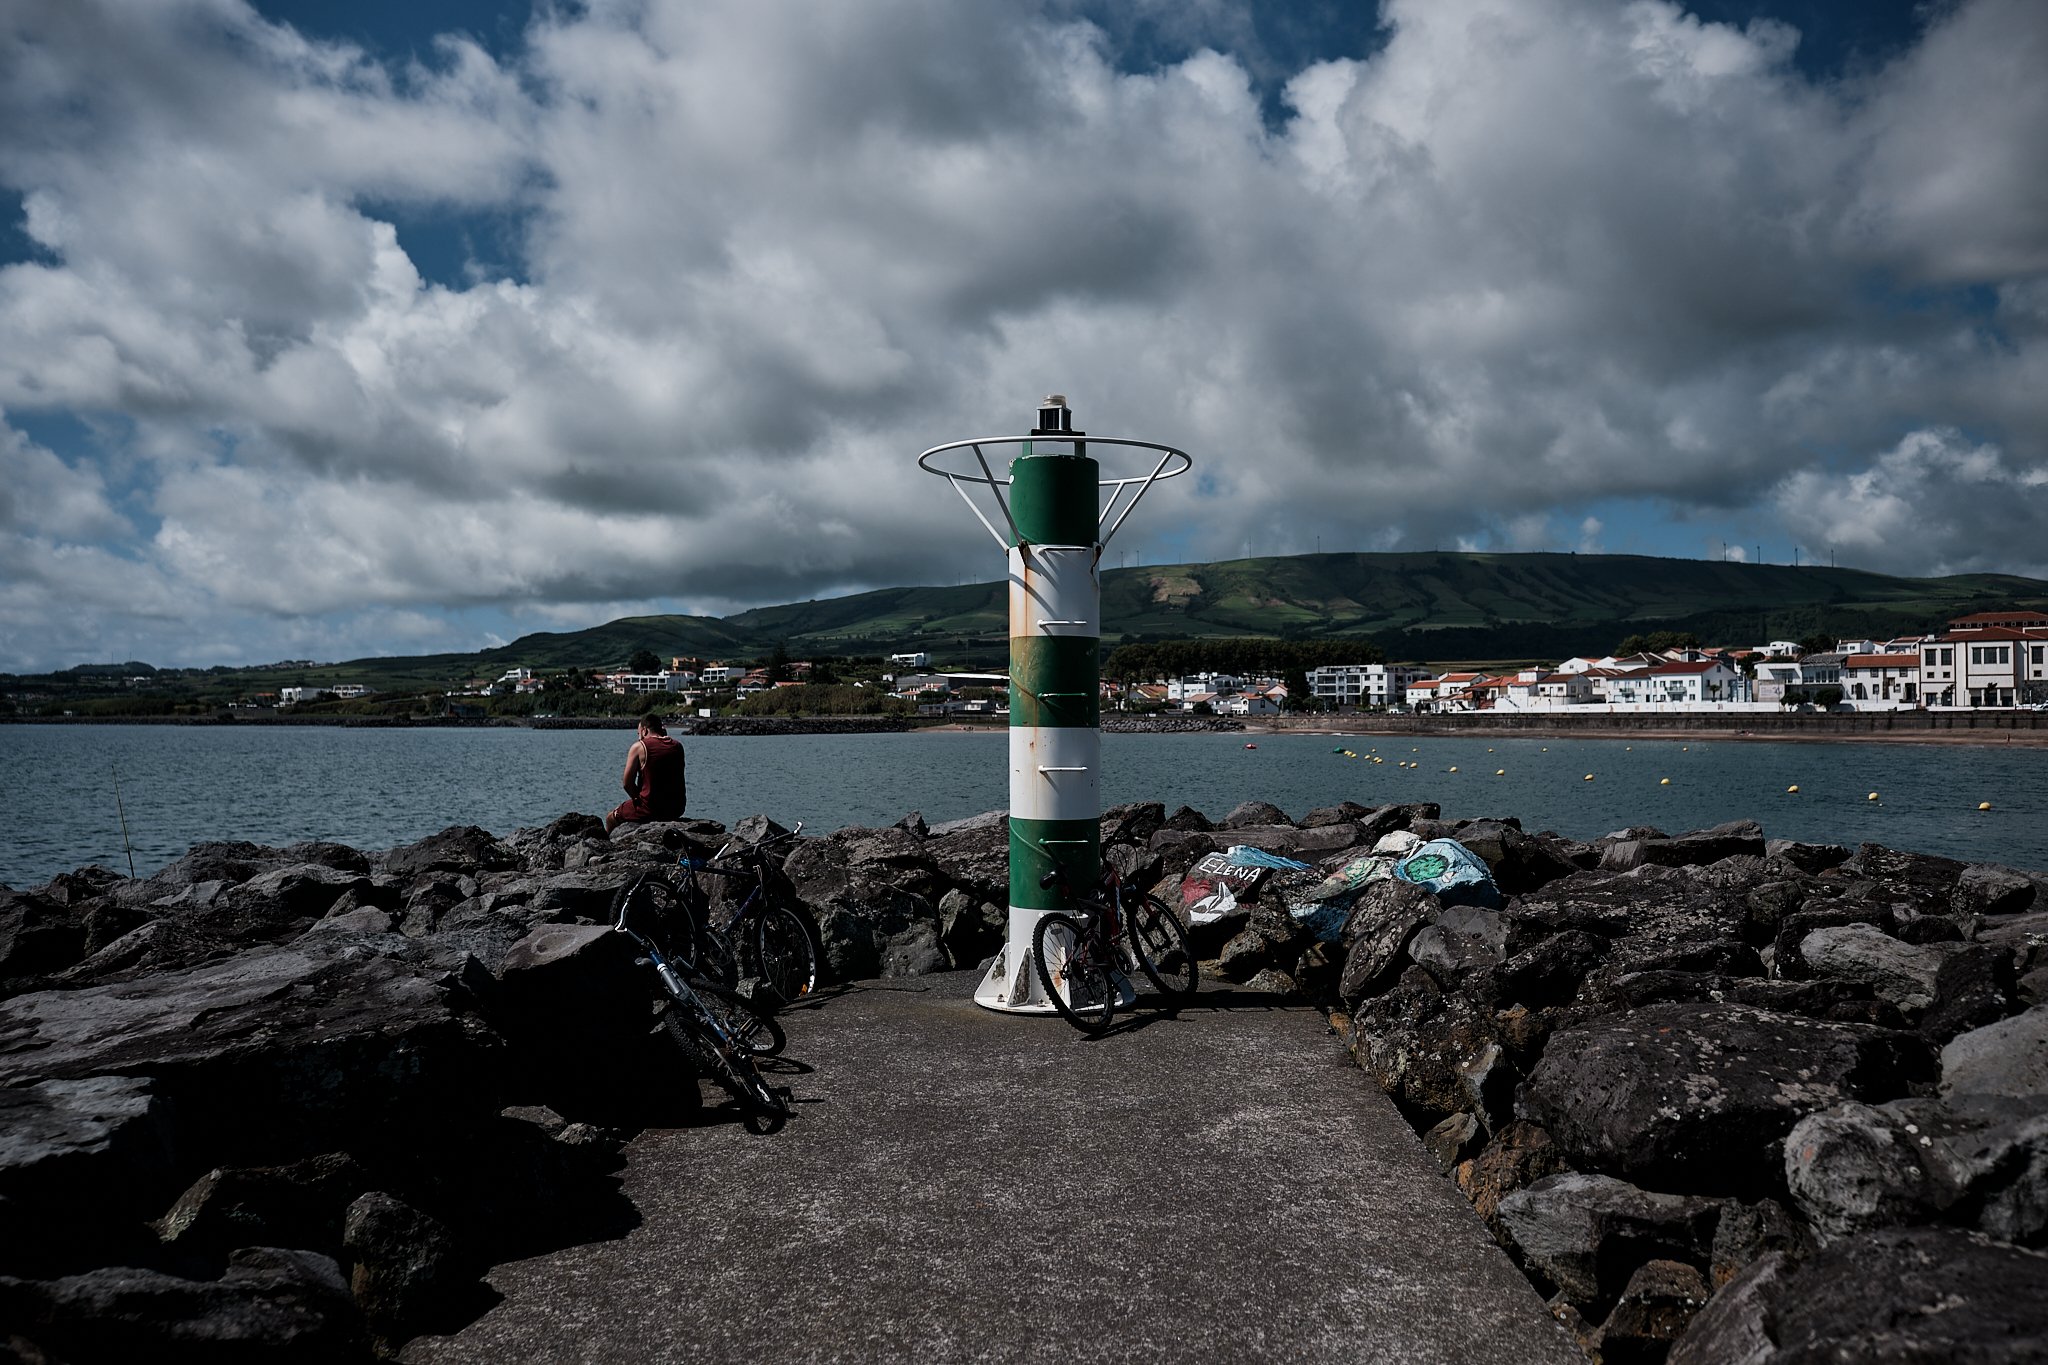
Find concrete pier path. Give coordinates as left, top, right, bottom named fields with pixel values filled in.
left=407, top=972, right=1582, bottom=1365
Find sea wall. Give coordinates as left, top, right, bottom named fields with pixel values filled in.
left=1280, top=709, right=2048, bottom=738
left=3, top=804, right=2045, bottom=1360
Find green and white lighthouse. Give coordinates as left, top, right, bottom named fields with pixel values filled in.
left=919, top=397, right=1190, bottom=1013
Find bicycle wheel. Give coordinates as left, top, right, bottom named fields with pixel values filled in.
left=1032, top=911, right=1115, bottom=1034
left=748, top=905, right=819, bottom=1005
left=663, top=1010, right=790, bottom=1127
left=611, top=875, right=700, bottom=972
left=1128, top=894, right=1199, bottom=998
left=695, top=981, right=787, bottom=1058
left=695, top=921, right=741, bottom=989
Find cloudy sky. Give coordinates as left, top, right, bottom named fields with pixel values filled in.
left=2, top=0, right=2045, bottom=672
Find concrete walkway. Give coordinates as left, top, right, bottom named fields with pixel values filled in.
left=407, top=972, right=1581, bottom=1365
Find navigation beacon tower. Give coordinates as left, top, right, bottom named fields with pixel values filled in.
left=918, top=397, right=1191, bottom=1013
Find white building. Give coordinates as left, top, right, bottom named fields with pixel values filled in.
left=888, top=652, right=932, bottom=669
left=608, top=671, right=686, bottom=694
left=1306, top=663, right=1435, bottom=707
left=1842, top=654, right=1920, bottom=707
left=1216, top=692, right=1282, bottom=716
left=1167, top=672, right=1244, bottom=702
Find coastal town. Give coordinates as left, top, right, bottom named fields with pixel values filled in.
left=534, top=607, right=2048, bottom=719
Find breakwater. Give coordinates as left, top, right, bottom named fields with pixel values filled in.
left=3, top=804, right=2044, bottom=1360
left=1275, top=709, right=2048, bottom=739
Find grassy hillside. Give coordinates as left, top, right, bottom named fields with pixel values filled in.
left=338, top=552, right=2048, bottom=679
left=17, top=553, right=2038, bottom=704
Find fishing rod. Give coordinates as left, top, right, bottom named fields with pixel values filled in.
left=111, top=763, right=137, bottom=878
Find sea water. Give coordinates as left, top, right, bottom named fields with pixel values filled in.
left=1, top=725, right=2042, bottom=888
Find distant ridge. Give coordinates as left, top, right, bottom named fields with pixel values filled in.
left=376, top=551, right=2048, bottom=677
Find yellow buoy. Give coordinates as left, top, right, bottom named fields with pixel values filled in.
left=1626, top=746, right=1632, bottom=751
left=1496, top=769, right=1506, bottom=776
left=1682, top=746, right=1689, bottom=751
left=1449, top=766, right=1459, bottom=773
left=1660, top=778, right=1671, bottom=786
left=1787, top=785, right=1800, bottom=793
left=1584, top=774, right=1595, bottom=781
left=1979, top=801, right=1993, bottom=811
left=1868, top=792, right=1880, bottom=802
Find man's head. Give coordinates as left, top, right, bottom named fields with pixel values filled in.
left=639, top=712, right=667, bottom=736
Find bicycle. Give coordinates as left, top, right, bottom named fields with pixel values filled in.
left=1032, top=862, right=1199, bottom=1034
left=613, top=875, right=790, bottom=1128
left=608, top=824, right=820, bottom=1009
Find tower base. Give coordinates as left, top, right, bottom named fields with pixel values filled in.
left=972, top=907, right=1137, bottom=1014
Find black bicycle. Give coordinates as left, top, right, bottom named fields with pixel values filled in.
left=1032, top=862, right=1199, bottom=1034
left=613, top=877, right=790, bottom=1128
left=608, top=824, right=819, bottom=1008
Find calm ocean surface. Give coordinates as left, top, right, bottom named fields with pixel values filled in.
left=1, top=725, right=2042, bottom=889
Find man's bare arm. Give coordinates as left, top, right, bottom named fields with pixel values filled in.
left=621, top=739, right=646, bottom=794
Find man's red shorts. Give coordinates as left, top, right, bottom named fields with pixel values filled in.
left=609, top=796, right=680, bottom=826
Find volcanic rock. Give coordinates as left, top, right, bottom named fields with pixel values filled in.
left=1517, top=1001, right=1935, bottom=1193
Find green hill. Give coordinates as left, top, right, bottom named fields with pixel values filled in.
left=326, top=551, right=2047, bottom=681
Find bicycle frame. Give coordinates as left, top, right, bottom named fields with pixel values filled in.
left=613, top=898, right=746, bottom=1055
left=677, top=823, right=804, bottom=940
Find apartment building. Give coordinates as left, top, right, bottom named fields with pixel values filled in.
left=1306, top=662, right=1435, bottom=707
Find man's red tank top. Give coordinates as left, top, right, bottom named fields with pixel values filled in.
left=639, top=733, right=686, bottom=819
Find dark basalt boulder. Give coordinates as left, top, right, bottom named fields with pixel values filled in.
left=1350, top=967, right=1497, bottom=1124
left=1709, top=1198, right=1815, bottom=1287
left=1354, top=802, right=1440, bottom=848
left=1839, top=843, right=1970, bottom=916
left=0, top=1075, right=174, bottom=1276
left=1798, top=923, right=1954, bottom=1015
left=1220, top=799, right=1291, bottom=829
left=1449, top=819, right=1580, bottom=896
left=1099, top=800, right=1166, bottom=846
left=1592, top=1258, right=1713, bottom=1364
left=1955, top=863, right=2042, bottom=918
left=343, top=1190, right=469, bottom=1340
left=1517, top=1001, right=1936, bottom=1194
left=1917, top=945, right=2020, bottom=1041
left=1764, top=839, right=1851, bottom=875
left=1146, top=828, right=1220, bottom=883
left=0, top=1246, right=369, bottom=1364
left=1497, top=1172, right=1719, bottom=1308
left=1407, top=905, right=1511, bottom=985
left=922, top=820, right=1010, bottom=907
left=0, top=941, right=503, bottom=1166
left=380, top=826, right=520, bottom=880
left=153, top=1153, right=375, bottom=1265
left=0, top=888, right=93, bottom=987
left=1301, top=800, right=1373, bottom=828
left=1941, top=1004, right=2048, bottom=1102
left=1338, top=880, right=1439, bottom=1005
left=1784, top=1094, right=2048, bottom=1246
left=1454, top=1120, right=1571, bottom=1240
left=1477, top=929, right=1609, bottom=1010
left=1671, top=1226, right=2048, bottom=1365
left=1783, top=1100, right=1954, bottom=1238
left=1600, top=825, right=1767, bottom=873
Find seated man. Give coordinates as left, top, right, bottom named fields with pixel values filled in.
left=604, top=712, right=687, bottom=834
